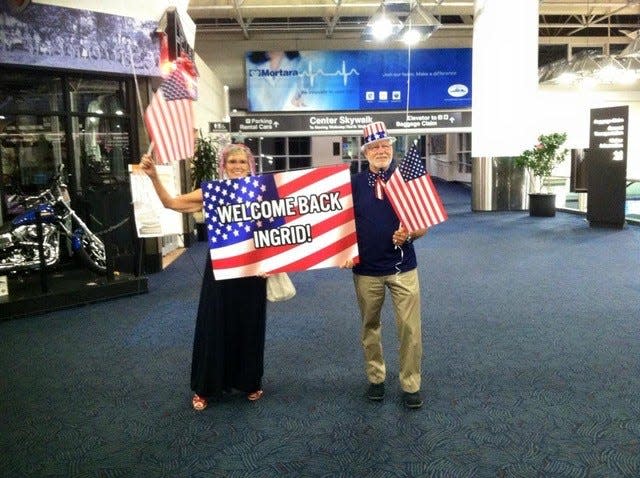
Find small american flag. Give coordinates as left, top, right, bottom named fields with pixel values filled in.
left=144, top=69, right=195, bottom=165
left=386, top=145, right=448, bottom=231
left=203, top=165, right=359, bottom=280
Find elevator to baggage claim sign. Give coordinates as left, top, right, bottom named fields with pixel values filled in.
left=230, top=111, right=471, bottom=135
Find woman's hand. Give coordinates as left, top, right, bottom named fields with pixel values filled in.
left=340, top=259, right=355, bottom=269
left=139, top=154, right=157, bottom=180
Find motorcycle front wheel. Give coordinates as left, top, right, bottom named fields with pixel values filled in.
left=75, top=232, right=107, bottom=275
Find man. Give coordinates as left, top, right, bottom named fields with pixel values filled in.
left=342, top=121, right=427, bottom=409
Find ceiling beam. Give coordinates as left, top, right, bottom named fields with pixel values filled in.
left=231, top=0, right=250, bottom=39
left=325, top=0, right=344, bottom=38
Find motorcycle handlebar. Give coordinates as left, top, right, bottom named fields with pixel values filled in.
left=19, top=165, right=68, bottom=206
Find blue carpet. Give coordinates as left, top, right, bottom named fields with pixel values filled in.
left=2, top=181, right=640, bottom=477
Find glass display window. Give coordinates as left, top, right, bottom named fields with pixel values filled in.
left=68, top=78, right=130, bottom=186
left=68, top=79, right=127, bottom=114
left=0, top=73, right=63, bottom=113
left=1, top=114, right=66, bottom=217
left=71, top=112, right=131, bottom=186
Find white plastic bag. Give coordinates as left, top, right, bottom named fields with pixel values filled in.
left=266, top=272, right=296, bottom=302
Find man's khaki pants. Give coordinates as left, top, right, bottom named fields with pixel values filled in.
left=353, top=269, right=422, bottom=393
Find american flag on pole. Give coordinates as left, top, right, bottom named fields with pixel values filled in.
left=385, top=145, right=448, bottom=231
left=203, top=165, right=359, bottom=280
left=144, top=69, right=195, bottom=165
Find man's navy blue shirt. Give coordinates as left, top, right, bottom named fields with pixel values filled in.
left=351, top=161, right=417, bottom=276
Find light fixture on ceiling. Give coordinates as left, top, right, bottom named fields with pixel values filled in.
left=619, top=31, right=640, bottom=58
left=398, top=2, right=441, bottom=46
left=542, top=49, right=600, bottom=85
left=361, top=1, right=403, bottom=42
left=538, top=58, right=567, bottom=84
left=539, top=47, right=640, bottom=87
left=618, top=56, right=640, bottom=80
left=593, top=54, right=631, bottom=83
left=567, top=49, right=601, bottom=78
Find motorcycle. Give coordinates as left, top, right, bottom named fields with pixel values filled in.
left=0, top=167, right=107, bottom=275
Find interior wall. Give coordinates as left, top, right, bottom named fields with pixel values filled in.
left=537, top=88, right=640, bottom=179
left=193, top=53, right=226, bottom=135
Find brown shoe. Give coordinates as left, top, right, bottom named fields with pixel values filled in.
left=247, top=390, right=264, bottom=401
left=192, top=394, right=208, bottom=411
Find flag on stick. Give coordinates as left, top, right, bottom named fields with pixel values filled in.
left=144, top=69, right=195, bottom=164
left=203, top=165, right=359, bottom=280
left=386, top=145, right=448, bottom=231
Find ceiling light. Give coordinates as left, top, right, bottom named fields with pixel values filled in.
left=401, top=28, right=423, bottom=46
left=361, top=2, right=403, bottom=42
left=593, top=55, right=625, bottom=83
left=555, top=71, right=578, bottom=85
left=567, top=49, right=601, bottom=78
left=399, top=3, right=441, bottom=45
left=544, top=49, right=599, bottom=85
left=538, top=58, right=568, bottom=83
left=617, top=56, right=640, bottom=83
left=578, top=76, right=598, bottom=89
left=619, top=32, right=640, bottom=58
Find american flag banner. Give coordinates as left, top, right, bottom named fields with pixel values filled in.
left=385, top=145, right=448, bottom=231
left=144, top=69, right=195, bottom=165
left=203, top=165, right=359, bottom=280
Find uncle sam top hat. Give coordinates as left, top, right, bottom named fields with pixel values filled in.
left=361, top=121, right=396, bottom=152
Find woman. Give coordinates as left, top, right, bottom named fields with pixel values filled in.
left=140, top=143, right=267, bottom=411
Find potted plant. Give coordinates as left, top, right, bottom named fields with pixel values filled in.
left=190, top=132, right=220, bottom=240
left=515, top=132, right=568, bottom=217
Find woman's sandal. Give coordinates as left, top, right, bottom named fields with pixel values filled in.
left=247, top=390, right=264, bottom=401
left=192, top=394, right=208, bottom=411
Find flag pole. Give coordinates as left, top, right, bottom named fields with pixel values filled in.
left=129, top=45, right=154, bottom=158
left=405, top=43, right=411, bottom=128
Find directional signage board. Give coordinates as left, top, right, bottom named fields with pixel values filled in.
left=209, top=122, right=230, bottom=133
left=586, top=105, right=628, bottom=228
left=230, top=111, right=471, bottom=136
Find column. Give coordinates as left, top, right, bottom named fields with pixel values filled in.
left=471, top=0, right=539, bottom=211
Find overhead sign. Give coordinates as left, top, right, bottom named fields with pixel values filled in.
left=231, top=111, right=471, bottom=136
left=209, top=122, right=230, bottom=133
left=245, top=49, right=472, bottom=112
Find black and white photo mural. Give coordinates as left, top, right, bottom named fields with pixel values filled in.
left=0, top=2, right=160, bottom=76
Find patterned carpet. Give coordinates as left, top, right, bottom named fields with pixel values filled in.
left=2, top=181, right=640, bottom=477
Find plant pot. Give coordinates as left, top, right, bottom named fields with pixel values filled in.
left=528, top=193, right=556, bottom=217
left=195, top=222, right=208, bottom=242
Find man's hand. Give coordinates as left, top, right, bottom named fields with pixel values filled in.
left=392, top=226, right=411, bottom=246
